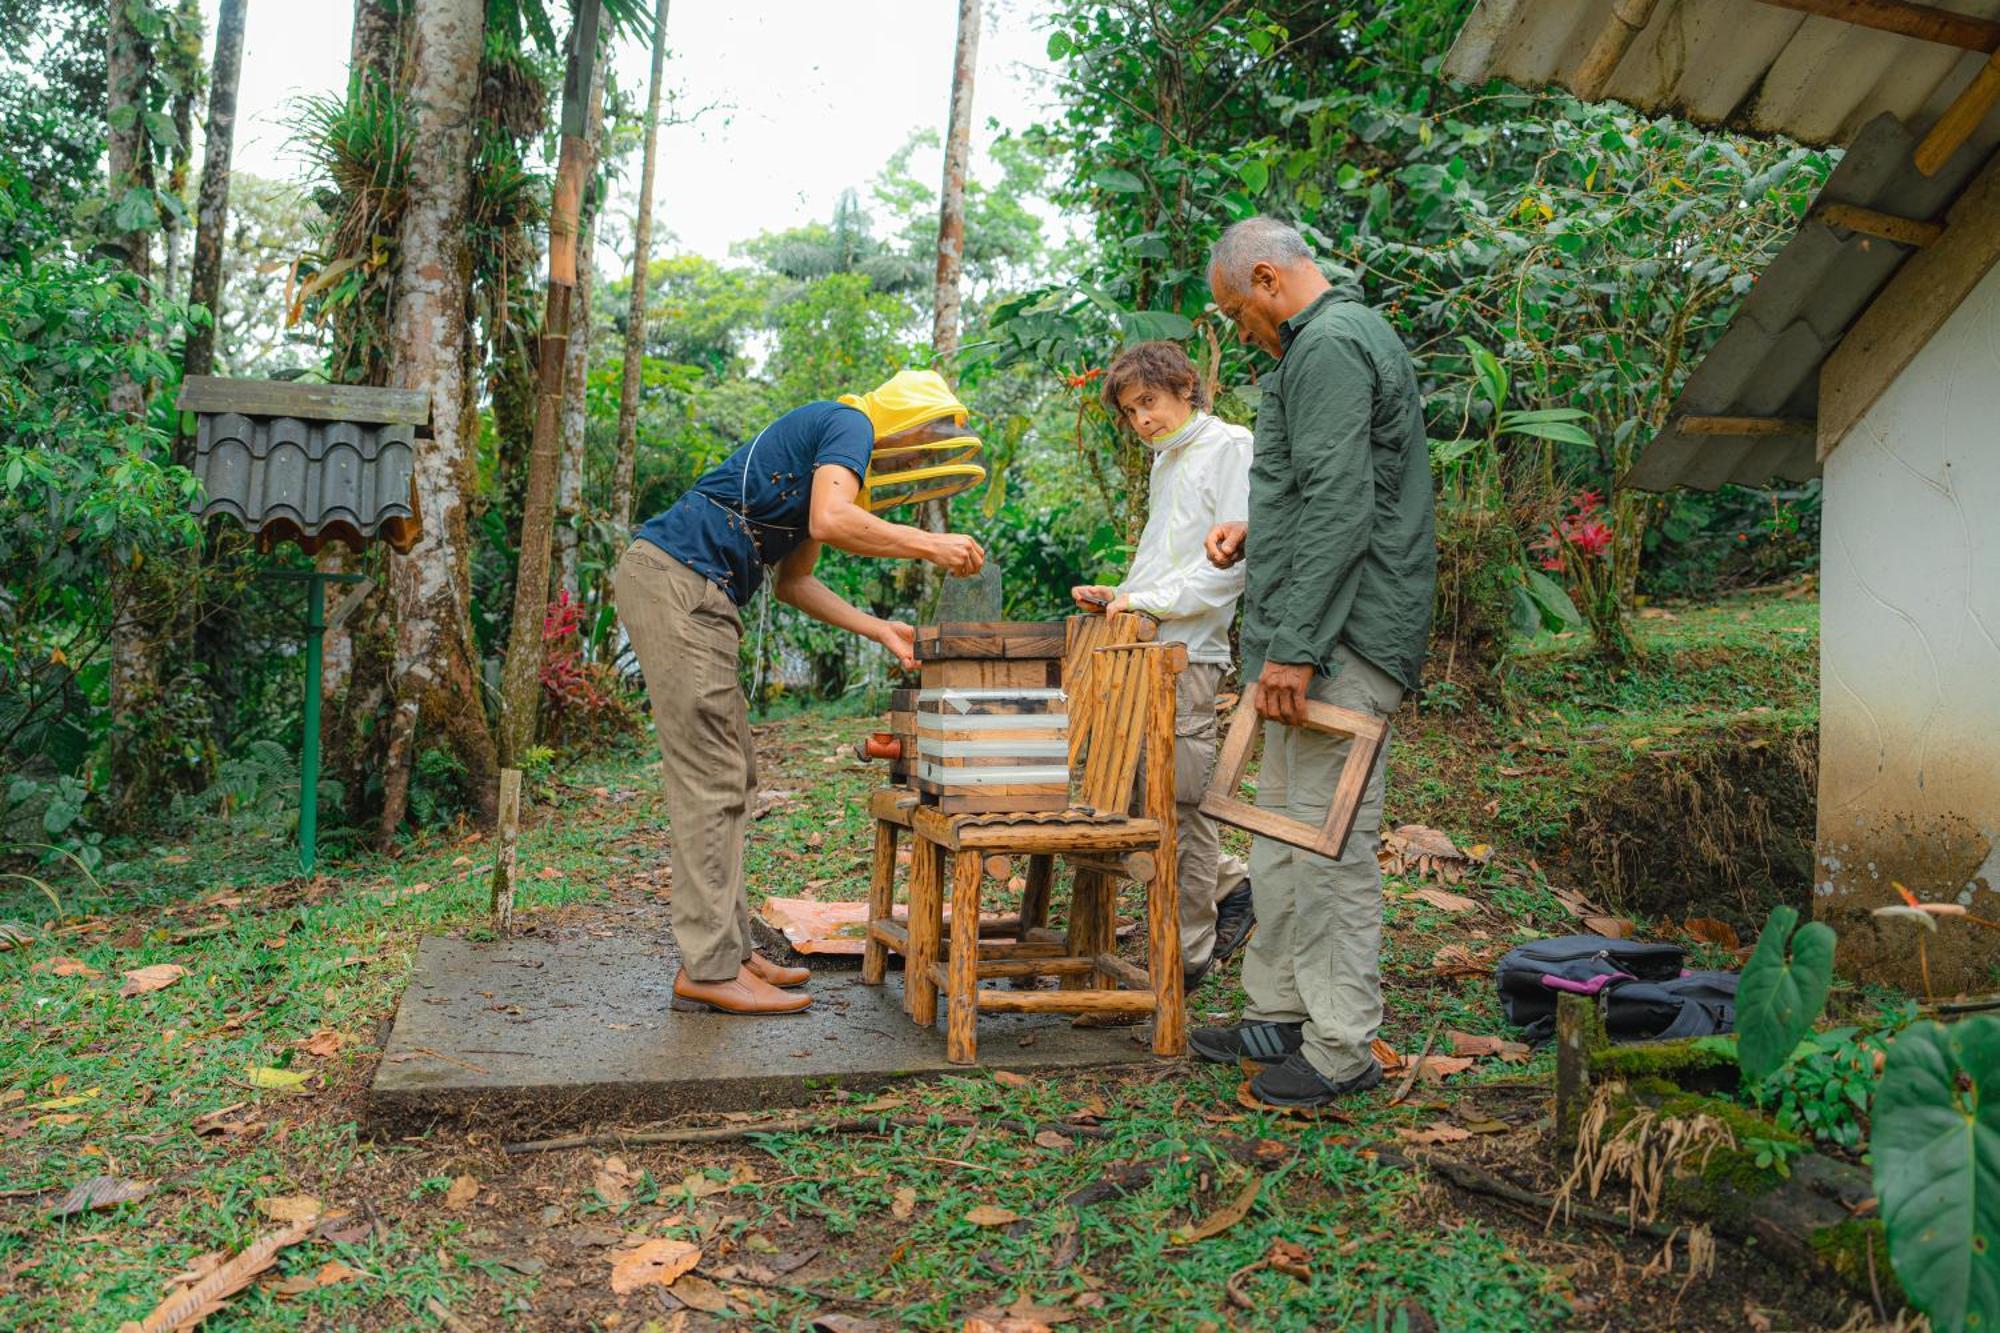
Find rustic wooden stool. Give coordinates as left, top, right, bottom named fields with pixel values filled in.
left=886, top=637, right=1188, bottom=1064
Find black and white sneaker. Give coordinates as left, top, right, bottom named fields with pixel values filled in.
left=1188, top=1019, right=1303, bottom=1065
left=1248, top=1053, right=1382, bottom=1108
left=1211, top=883, right=1256, bottom=964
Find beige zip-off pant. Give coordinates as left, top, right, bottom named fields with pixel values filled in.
left=1240, top=644, right=1405, bottom=1081
left=613, top=540, right=756, bottom=983
left=1172, top=662, right=1249, bottom=969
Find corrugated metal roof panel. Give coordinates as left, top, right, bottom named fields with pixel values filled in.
left=1625, top=114, right=1996, bottom=490
left=1444, top=0, right=2000, bottom=160
left=190, top=409, right=422, bottom=554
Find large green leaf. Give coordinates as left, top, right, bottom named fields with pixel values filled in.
left=1873, top=1017, right=2000, bottom=1332
left=1520, top=568, right=1582, bottom=631
left=1117, top=310, right=1194, bottom=341
left=1735, top=905, right=1836, bottom=1082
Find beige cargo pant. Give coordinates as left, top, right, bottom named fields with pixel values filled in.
left=1173, top=662, right=1250, bottom=970
left=613, top=540, right=756, bottom=983
left=1241, top=644, right=1405, bottom=1081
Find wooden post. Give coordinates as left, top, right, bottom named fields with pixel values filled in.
left=1555, top=991, right=1609, bottom=1161
left=1143, top=651, right=1186, bottom=1057
left=905, top=837, right=943, bottom=1025
left=946, top=849, right=982, bottom=1064
left=492, top=768, right=523, bottom=935
left=862, top=819, right=898, bottom=986
left=1061, top=868, right=1105, bottom=992
left=1018, top=853, right=1053, bottom=939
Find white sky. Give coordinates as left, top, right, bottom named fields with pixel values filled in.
left=209, top=0, right=1061, bottom=266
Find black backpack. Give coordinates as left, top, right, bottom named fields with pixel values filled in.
left=1495, top=934, right=1738, bottom=1044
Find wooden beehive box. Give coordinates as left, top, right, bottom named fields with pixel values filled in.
left=913, top=622, right=1068, bottom=813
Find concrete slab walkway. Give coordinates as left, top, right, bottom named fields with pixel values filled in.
left=369, top=930, right=1158, bottom=1130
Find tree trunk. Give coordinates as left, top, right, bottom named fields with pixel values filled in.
left=350, top=0, right=406, bottom=91
left=917, top=0, right=979, bottom=541
left=183, top=0, right=247, bottom=383
left=494, top=2, right=602, bottom=770
left=105, top=0, right=166, bottom=826
left=609, top=0, right=671, bottom=541
left=376, top=0, right=497, bottom=846
left=105, top=0, right=155, bottom=409
left=159, top=0, right=200, bottom=306
left=552, top=38, right=610, bottom=602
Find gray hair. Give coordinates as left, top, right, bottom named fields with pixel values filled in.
left=1208, top=217, right=1315, bottom=285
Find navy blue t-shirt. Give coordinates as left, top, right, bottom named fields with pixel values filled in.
left=636, top=401, right=873, bottom=606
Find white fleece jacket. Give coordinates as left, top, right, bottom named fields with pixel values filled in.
left=1117, top=411, right=1252, bottom=665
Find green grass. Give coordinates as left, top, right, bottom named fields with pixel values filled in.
left=0, top=587, right=1826, bottom=1328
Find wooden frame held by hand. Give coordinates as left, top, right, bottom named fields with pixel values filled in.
left=1198, top=686, right=1388, bottom=861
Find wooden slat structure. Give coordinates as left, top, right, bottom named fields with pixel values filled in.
left=860, top=612, right=1186, bottom=1065
left=1199, top=685, right=1389, bottom=862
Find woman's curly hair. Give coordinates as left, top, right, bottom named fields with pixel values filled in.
left=1101, top=340, right=1208, bottom=420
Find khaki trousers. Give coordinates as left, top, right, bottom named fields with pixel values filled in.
left=1241, top=644, right=1405, bottom=1080
left=1173, top=662, right=1249, bottom=969
left=613, top=540, right=756, bottom=983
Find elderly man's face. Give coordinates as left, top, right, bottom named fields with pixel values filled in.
left=1209, top=263, right=1285, bottom=359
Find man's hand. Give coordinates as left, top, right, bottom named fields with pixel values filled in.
left=1070, top=584, right=1117, bottom=613
left=926, top=533, right=985, bottom=576
left=874, top=619, right=918, bottom=670
left=1255, top=661, right=1314, bottom=725
left=1206, top=521, right=1248, bottom=569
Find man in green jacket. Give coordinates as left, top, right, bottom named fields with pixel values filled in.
left=1193, top=217, right=1436, bottom=1107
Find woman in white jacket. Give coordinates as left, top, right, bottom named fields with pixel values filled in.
left=1072, top=341, right=1256, bottom=988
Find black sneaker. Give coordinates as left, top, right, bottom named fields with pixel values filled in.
left=1248, top=1052, right=1382, bottom=1108
left=1211, top=883, right=1256, bottom=964
left=1188, top=1019, right=1303, bottom=1065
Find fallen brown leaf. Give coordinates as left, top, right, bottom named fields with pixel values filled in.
left=1396, top=1123, right=1474, bottom=1145
left=443, top=1174, right=479, bottom=1209
left=128, top=1216, right=316, bottom=1331
left=299, top=1030, right=344, bottom=1059
left=32, top=957, right=101, bottom=979
left=48, top=1174, right=151, bottom=1218
left=1582, top=915, right=1633, bottom=940
left=1171, top=1171, right=1261, bottom=1243
left=608, top=1237, right=701, bottom=1295
left=1405, top=887, right=1479, bottom=914
left=1033, top=1130, right=1073, bottom=1151
left=991, top=1070, right=1032, bottom=1090
left=1267, top=1238, right=1312, bottom=1280
left=313, top=1259, right=364, bottom=1287
left=964, top=1204, right=1021, bottom=1227
left=593, top=1156, right=637, bottom=1207
left=254, top=1195, right=322, bottom=1224
left=119, top=964, right=186, bottom=998
left=669, top=1273, right=734, bottom=1313
left=1414, top=1055, right=1476, bottom=1083
left=891, top=1186, right=918, bottom=1221
left=1683, top=916, right=1740, bottom=950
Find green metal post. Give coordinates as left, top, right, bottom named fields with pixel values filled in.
left=300, top=572, right=325, bottom=876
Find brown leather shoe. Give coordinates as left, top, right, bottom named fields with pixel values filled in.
left=671, top=966, right=811, bottom=1015
left=746, top=951, right=810, bottom=989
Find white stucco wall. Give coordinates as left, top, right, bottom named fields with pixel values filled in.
left=1818, top=255, right=2000, bottom=990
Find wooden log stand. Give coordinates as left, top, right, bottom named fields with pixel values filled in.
left=860, top=614, right=1185, bottom=1064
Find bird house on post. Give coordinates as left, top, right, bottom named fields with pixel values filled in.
left=177, top=375, right=429, bottom=875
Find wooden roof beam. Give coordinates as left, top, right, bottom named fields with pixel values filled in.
left=1752, top=0, right=2000, bottom=52
left=1820, top=148, right=2000, bottom=458
left=1572, top=0, right=1662, bottom=101
left=1916, top=48, right=2000, bottom=176
left=1815, top=201, right=1946, bottom=247
left=1676, top=415, right=1817, bottom=436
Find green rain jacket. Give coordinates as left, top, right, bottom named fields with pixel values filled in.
left=1240, top=275, right=1436, bottom=691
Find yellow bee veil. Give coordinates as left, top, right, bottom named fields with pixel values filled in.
left=838, top=370, right=986, bottom=513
